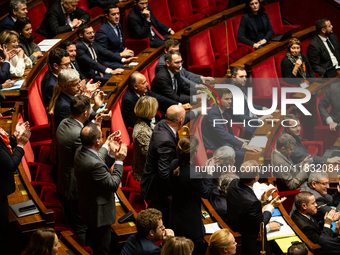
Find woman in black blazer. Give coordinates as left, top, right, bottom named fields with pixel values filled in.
left=281, top=38, right=316, bottom=86
left=169, top=135, right=214, bottom=255
left=0, top=117, right=30, bottom=251
left=237, top=0, right=274, bottom=49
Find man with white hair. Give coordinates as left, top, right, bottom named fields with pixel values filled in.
left=53, top=68, right=105, bottom=128
left=36, top=0, right=90, bottom=38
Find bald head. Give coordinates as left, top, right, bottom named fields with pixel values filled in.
left=166, top=105, right=185, bottom=123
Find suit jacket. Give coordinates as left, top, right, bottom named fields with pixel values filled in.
left=318, top=82, right=340, bottom=124
left=76, top=40, right=122, bottom=80
left=41, top=70, right=58, bottom=108
left=120, top=233, right=161, bottom=255
left=307, top=34, right=340, bottom=77
left=140, top=111, right=195, bottom=205
left=95, top=22, right=124, bottom=55
left=237, top=13, right=274, bottom=47
left=202, top=104, right=244, bottom=152
left=0, top=62, right=12, bottom=85
left=71, top=60, right=86, bottom=81
left=121, top=87, right=177, bottom=128
left=156, top=55, right=201, bottom=88
left=74, top=146, right=123, bottom=228
left=282, top=130, right=326, bottom=165
left=56, top=117, right=83, bottom=200
left=151, top=66, right=192, bottom=104
left=169, top=160, right=213, bottom=242
left=0, top=137, right=24, bottom=197
left=227, top=179, right=272, bottom=255
left=281, top=53, right=315, bottom=84
left=271, top=149, right=308, bottom=191
left=0, top=15, right=14, bottom=32
left=36, top=0, right=90, bottom=38
left=291, top=184, right=340, bottom=222
left=87, top=0, right=120, bottom=9
left=127, top=5, right=169, bottom=40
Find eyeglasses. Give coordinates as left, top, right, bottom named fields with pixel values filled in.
left=60, top=62, right=71, bottom=67
left=315, top=181, right=330, bottom=186
left=173, top=60, right=184, bottom=65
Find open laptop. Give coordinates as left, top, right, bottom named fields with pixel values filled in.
left=270, top=26, right=299, bottom=42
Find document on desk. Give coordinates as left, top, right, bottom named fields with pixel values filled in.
left=38, top=39, right=62, bottom=52
left=1, top=79, right=24, bottom=91
left=275, top=235, right=302, bottom=253
left=204, top=222, right=221, bottom=234
left=248, top=136, right=268, bottom=148
left=267, top=216, right=295, bottom=241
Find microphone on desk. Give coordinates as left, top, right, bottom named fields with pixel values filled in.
left=222, top=14, right=231, bottom=77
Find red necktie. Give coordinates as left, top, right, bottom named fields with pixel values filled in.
left=151, top=25, right=165, bottom=40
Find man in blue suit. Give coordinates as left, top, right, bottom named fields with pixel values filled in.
left=120, top=208, right=174, bottom=255
left=95, top=4, right=134, bottom=70
left=0, top=0, right=28, bottom=32
left=76, top=23, right=136, bottom=84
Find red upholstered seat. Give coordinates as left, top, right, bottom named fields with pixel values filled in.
left=215, top=0, right=230, bottom=7
left=111, top=91, right=134, bottom=166
left=148, top=0, right=185, bottom=32
left=121, top=170, right=141, bottom=198
left=252, top=58, right=282, bottom=108
left=274, top=51, right=286, bottom=78
left=303, top=141, right=323, bottom=157
left=193, top=114, right=208, bottom=167
left=129, top=192, right=147, bottom=213
left=188, top=30, right=228, bottom=77
left=147, top=60, right=158, bottom=83
left=124, top=10, right=150, bottom=55
left=77, top=0, right=103, bottom=19
left=300, top=39, right=312, bottom=56
left=40, top=185, right=63, bottom=211
left=265, top=2, right=301, bottom=35
left=21, top=157, right=32, bottom=182
left=35, top=164, right=54, bottom=183
left=167, top=0, right=206, bottom=26
left=277, top=189, right=300, bottom=214
left=27, top=2, right=47, bottom=44
left=191, top=0, right=226, bottom=16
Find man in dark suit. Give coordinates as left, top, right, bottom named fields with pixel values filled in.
left=227, top=160, right=286, bottom=255
left=271, top=133, right=311, bottom=191
left=307, top=18, right=340, bottom=78
left=36, top=0, right=90, bottom=39
left=127, top=0, right=175, bottom=48
left=56, top=95, right=92, bottom=245
left=318, top=82, right=340, bottom=132
left=59, top=40, right=86, bottom=81
left=0, top=0, right=27, bottom=32
left=95, top=4, right=135, bottom=69
left=74, top=123, right=127, bottom=255
left=152, top=50, right=201, bottom=104
left=283, top=114, right=340, bottom=164
left=141, top=105, right=197, bottom=226
left=291, top=191, right=340, bottom=254
left=54, top=68, right=105, bottom=129
left=76, top=23, right=136, bottom=84
left=122, top=71, right=189, bottom=128
left=155, top=38, right=214, bottom=87
left=291, top=173, right=340, bottom=222
left=42, top=48, right=71, bottom=108
left=87, top=0, right=127, bottom=9
left=120, top=208, right=174, bottom=255
left=202, top=88, right=262, bottom=167
left=0, top=119, right=30, bottom=251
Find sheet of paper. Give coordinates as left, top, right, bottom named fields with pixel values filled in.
left=38, top=39, right=61, bottom=46
left=204, top=222, right=221, bottom=234
left=267, top=216, right=295, bottom=240
left=253, top=182, right=275, bottom=200
left=2, top=79, right=24, bottom=91
left=248, top=136, right=268, bottom=148
left=39, top=45, right=53, bottom=52
left=129, top=62, right=139, bottom=66
left=275, top=235, right=301, bottom=253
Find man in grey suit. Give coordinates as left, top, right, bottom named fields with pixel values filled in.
left=74, top=123, right=127, bottom=255
left=56, top=95, right=92, bottom=245
left=155, top=38, right=214, bottom=87
left=271, top=133, right=311, bottom=191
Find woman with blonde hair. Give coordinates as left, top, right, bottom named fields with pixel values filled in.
left=160, top=236, right=194, bottom=255
left=206, top=229, right=237, bottom=255
left=22, top=228, right=61, bottom=255
left=0, top=30, right=32, bottom=77
left=169, top=135, right=214, bottom=255
left=132, top=95, right=158, bottom=181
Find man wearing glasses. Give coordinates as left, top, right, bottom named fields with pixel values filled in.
left=151, top=50, right=202, bottom=104
left=41, top=48, right=71, bottom=108
left=292, top=172, right=340, bottom=222
left=36, top=0, right=90, bottom=38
